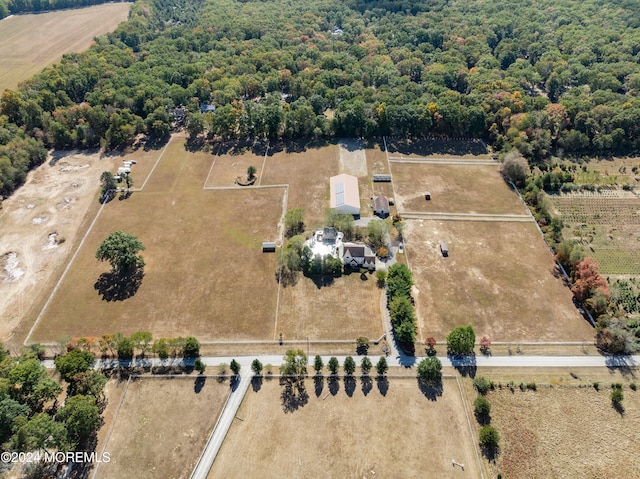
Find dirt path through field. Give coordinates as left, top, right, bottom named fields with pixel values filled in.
left=0, top=151, right=117, bottom=344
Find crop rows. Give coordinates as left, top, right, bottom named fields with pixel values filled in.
left=591, top=247, right=640, bottom=276
left=552, top=198, right=640, bottom=225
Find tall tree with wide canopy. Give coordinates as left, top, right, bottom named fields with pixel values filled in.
left=95, top=231, right=145, bottom=274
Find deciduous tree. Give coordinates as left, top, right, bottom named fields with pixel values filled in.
left=417, top=357, right=442, bottom=384
left=95, top=231, right=145, bottom=274
left=446, top=325, right=476, bottom=355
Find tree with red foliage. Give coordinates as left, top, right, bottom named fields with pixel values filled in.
left=571, top=257, right=610, bottom=304
left=479, top=335, right=491, bottom=354
left=425, top=337, right=436, bottom=355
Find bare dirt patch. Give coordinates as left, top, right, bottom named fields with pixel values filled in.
left=338, top=139, right=368, bottom=177
left=209, top=377, right=479, bottom=479
left=405, top=219, right=593, bottom=342
left=487, top=385, right=640, bottom=479
left=96, top=376, right=229, bottom=479
left=0, top=150, right=118, bottom=343
left=391, top=163, right=527, bottom=215
left=277, top=272, right=383, bottom=341
left=0, top=3, right=131, bottom=91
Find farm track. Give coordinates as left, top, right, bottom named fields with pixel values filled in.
left=401, top=212, right=534, bottom=222
left=388, top=157, right=496, bottom=165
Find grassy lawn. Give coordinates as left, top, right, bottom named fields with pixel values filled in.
left=0, top=4, right=130, bottom=91
left=391, top=163, right=528, bottom=215
left=405, top=220, right=594, bottom=342
left=276, top=271, right=383, bottom=341
left=204, top=141, right=267, bottom=188
left=96, top=376, right=229, bottom=479
left=209, top=377, right=480, bottom=478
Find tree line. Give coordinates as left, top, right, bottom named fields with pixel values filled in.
left=0, top=0, right=130, bottom=17
left=2, top=0, right=640, bottom=200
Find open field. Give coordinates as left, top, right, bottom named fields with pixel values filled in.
left=209, top=377, right=480, bottom=478
left=261, top=141, right=339, bottom=229
left=385, top=138, right=490, bottom=159
left=0, top=3, right=131, bottom=92
left=277, top=271, right=383, bottom=341
left=31, top=186, right=283, bottom=342
left=0, top=150, right=121, bottom=343
left=405, top=219, right=594, bottom=342
left=487, top=384, right=639, bottom=478
left=96, top=376, right=229, bottom=479
left=391, top=163, right=528, bottom=215
left=204, top=142, right=267, bottom=188
left=29, top=137, right=284, bottom=342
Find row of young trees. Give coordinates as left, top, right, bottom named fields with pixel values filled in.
left=65, top=332, right=200, bottom=359
left=3, top=0, right=640, bottom=200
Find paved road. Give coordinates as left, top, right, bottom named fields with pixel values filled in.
left=190, top=372, right=251, bottom=479
left=42, top=354, right=640, bottom=371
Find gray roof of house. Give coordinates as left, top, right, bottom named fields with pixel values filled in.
left=373, top=195, right=389, bottom=211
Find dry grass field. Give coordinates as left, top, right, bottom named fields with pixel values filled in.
left=0, top=4, right=131, bottom=92
left=276, top=271, right=383, bottom=341
left=29, top=138, right=284, bottom=342
left=405, top=219, right=594, bottom=342
left=209, top=377, right=480, bottom=478
left=261, top=141, right=339, bottom=229
left=203, top=142, right=267, bottom=188
left=391, top=163, right=528, bottom=215
left=96, top=377, right=229, bottom=479
left=486, top=384, right=640, bottom=478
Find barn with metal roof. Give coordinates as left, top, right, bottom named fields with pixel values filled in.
left=329, top=174, right=360, bottom=216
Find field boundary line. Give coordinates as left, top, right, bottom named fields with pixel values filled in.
left=91, top=375, right=131, bottom=479
left=24, top=198, right=108, bottom=345
left=401, top=212, right=533, bottom=222
left=139, top=134, right=173, bottom=191
left=257, top=140, right=269, bottom=186
left=456, top=375, right=485, bottom=479
left=202, top=143, right=220, bottom=189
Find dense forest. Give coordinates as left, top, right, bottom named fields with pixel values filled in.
left=1, top=0, right=640, bottom=197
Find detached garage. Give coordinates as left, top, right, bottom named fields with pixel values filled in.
left=330, top=174, right=360, bottom=216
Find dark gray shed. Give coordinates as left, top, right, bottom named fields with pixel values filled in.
left=424, top=191, right=431, bottom=200
left=262, top=242, right=277, bottom=253
left=373, top=174, right=392, bottom=182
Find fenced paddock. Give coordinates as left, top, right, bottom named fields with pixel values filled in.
left=208, top=376, right=480, bottom=479
left=94, top=376, right=230, bottom=479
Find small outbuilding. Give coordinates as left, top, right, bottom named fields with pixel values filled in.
left=439, top=241, right=448, bottom=257
left=262, top=242, right=276, bottom=253
left=373, top=195, right=390, bottom=218
left=424, top=191, right=431, bottom=200
left=373, top=174, right=392, bottom=182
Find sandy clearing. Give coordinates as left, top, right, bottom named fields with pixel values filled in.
left=0, top=150, right=118, bottom=344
